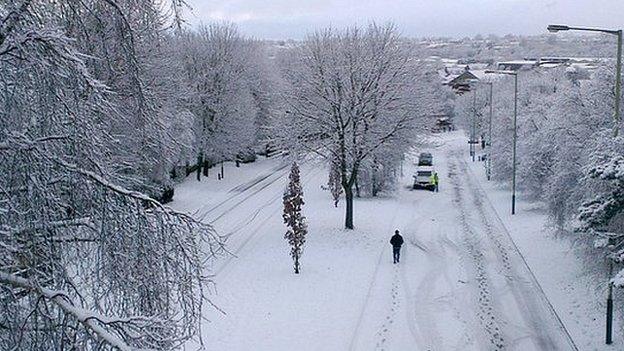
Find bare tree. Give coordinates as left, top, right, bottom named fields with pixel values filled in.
left=282, top=23, right=426, bottom=229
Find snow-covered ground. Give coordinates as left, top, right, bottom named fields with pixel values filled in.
left=172, top=131, right=609, bottom=350
left=465, top=141, right=619, bottom=351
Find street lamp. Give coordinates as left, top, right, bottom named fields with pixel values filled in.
left=472, top=87, right=477, bottom=162
left=547, top=24, right=622, bottom=137
left=602, top=236, right=624, bottom=345
left=469, top=81, right=494, bottom=176
left=480, top=81, right=494, bottom=180
left=485, top=70, right=518, bottom=215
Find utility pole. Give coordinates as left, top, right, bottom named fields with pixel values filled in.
left=485, top=82, right=493, bottom=180
left=511, top=73, right=518, bottom=215
left=485, top=70, right=518, bottom=215
left=472, top=88, right=477, bottom=162
left=615, top=30, right=622, bottom=137
left=604, top=235, right=624, bottom=345
left=607, top=257, right=614, bottom=344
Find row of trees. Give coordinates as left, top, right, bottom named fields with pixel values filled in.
left=456, top=66, right=622, bottom=230
left=0, top=1, right=276, bottom=349
left=455, top=65, right=624, bottom=305
left=178, top=24, right=278, bottom=181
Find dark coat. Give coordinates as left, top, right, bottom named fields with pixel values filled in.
left=390, top=234, right=404, bottom=247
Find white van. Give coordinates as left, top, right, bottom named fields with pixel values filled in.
left=413, top=165, right=435, bottom=190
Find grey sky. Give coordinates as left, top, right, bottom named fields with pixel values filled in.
left=184, top=0, right=622, bottom=39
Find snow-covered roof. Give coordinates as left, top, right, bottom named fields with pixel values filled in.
left=470, top=70, right=488, bottom=80
left=427, top=43, right=448, bottom=48
left=445, top=71, right=479, bottom=85
left=468, top=63, right=489, bottom=70
left=416, top=165, right=435, bottom=172
left=497, top=60, right=538, bottom=65
left=439, top=71, right=455, bottom=84
left=570, top=63, right=598, bottom=69
left=539, top=63, right=563, bottom=68
left=441, top=58, right=459, bottom=64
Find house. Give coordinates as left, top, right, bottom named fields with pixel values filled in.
left=443, top=68, right=479, bottom=94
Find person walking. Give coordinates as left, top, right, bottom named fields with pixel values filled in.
left=433, top=172, right=439, bottom=192
left=390, top=230, right=404, bottom=264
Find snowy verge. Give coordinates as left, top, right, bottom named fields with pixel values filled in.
left=466, top=147, right=618, bottom=350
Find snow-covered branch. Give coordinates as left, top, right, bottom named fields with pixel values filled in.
left=0, top=271, right=132, bottom=350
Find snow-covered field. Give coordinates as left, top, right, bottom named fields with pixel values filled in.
left=172, top=132, right=609, bottom=350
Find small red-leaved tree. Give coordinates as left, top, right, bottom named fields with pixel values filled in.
left=283, top=162, right=308, bottom=274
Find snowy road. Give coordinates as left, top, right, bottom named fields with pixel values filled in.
left=174, top=132, right=578, bottom=351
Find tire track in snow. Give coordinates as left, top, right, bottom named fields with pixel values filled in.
left=213, top=165, right=325, bottom=278
left=400, top=163, right=476, bottom=350
left=457, top=154, right=578, bottom=351
left=448, top=158, right=507, bottom=350
left=348, top=240, right=388, bottom=351
left=439, top=231, right=481, bottom=351
left=194, top=161, right=294, bottom=223
left=394, top=206, right=446, bottom=351
left=228, top=163, right=289, bottom=193
left=399, top=242, right=442, bottom=350
left=348, top=200, right=405, bottom=351
left=402, top=228, right=472, bottom=351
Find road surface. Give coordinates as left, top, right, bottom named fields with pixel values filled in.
left=175, top=133, right=577, bottom=351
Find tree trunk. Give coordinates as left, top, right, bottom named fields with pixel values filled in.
left=202, top=160, right=209, bottom=177
left=294, top=253, right=300, bottom=274
left=372, top=170, right=377, bottom=197
left=344, top=186, right=354, bottom=229
left=220, top=161, right=224, bottom=179
left=355, top=176, right=360, bottom=198
left=196, top=153, right=203, bottom=181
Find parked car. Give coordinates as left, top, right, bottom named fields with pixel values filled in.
left=413, top=165, right=435, bottom=191
left=418, top=152, right=433, bottom=166
left=236, top=148, right=257, bottom=164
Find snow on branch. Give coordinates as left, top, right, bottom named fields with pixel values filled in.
left=1, top=217, right=95, bottom=237
left=0, top=134, right=69, bottom=152
left=588, top=155, right=624, bottom=181
left=0, top=271, right=132, bottom=351
left=612, top=269, right=624, bottom=288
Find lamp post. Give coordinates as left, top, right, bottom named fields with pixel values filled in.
left=472, top=88, right=477, bottom=162
left=481, top=81, right=494, bottom=180
left=547, top=24, right=622, bottom=137
left=607, top=256, right=614, bottom=345
left=485, top=70, right=517, bottom=215
left=604, top=236, right=624, bottom=345
left=471, top=81, right=494, bottom=177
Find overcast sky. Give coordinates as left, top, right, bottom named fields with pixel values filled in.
left=184, top=0, right=622, bottom=39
